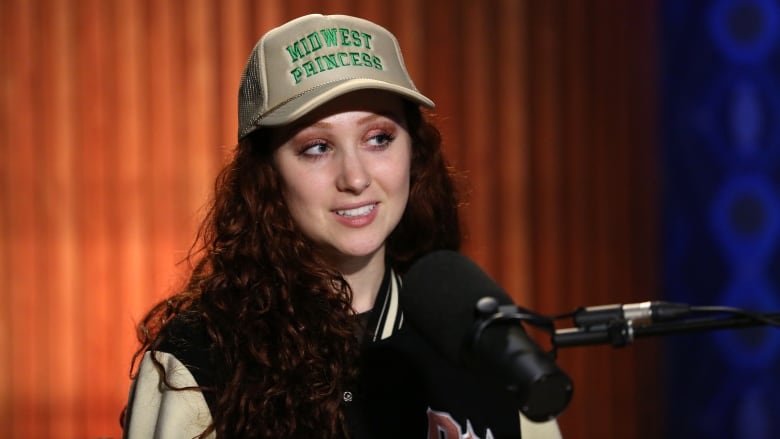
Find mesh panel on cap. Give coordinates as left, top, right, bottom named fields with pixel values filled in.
left=238, top=47, right=264, bottom=140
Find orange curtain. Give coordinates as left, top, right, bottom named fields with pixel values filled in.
left=0, top=1, right=660, bottom=438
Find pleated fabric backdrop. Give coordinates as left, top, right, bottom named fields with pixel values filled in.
left=0, top=1, right=660, bottom=438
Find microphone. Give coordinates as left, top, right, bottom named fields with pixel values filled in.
left=400, top=250, right=573, bottom=422
left=573, top=301, right=691, bottom=328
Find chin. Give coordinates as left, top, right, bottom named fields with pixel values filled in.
left=338, top=248, right=381, bottom=259
left=333, top=241, right=385, bottom=259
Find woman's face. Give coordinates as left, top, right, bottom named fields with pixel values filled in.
left=273, top=91, right=412, bottom=263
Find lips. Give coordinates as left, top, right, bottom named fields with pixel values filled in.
left=336, top=203, right=377, bottom=217
left=333, top=202, right=379, bottom=227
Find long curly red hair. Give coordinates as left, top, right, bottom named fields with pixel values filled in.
left=126, top=102, right=461, bottom=438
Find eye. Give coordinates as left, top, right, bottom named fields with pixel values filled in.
left=367, top=132, right=396, bottom=149
left=300, top=141, right=331, bottom=157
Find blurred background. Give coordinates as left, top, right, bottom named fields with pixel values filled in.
left=1, top=0, right=778, bottom=438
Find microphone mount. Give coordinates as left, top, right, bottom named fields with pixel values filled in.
left=469, top=297, right=573, bottom=422
left=551, top=303, right=780, bottom=349
left=472, top=296, right=556, bottom=342
left=468, top=294, right=780, bottom=423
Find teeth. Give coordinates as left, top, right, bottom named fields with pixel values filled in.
left=337, top=204, right=375, bottom=217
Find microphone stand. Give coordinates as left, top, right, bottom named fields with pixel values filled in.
left=552, top=310, right=780, bottom=349
left=470, top=300, right=780, bottom=420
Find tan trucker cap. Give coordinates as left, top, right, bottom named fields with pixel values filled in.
left=237, top=14, right=435, bottom=140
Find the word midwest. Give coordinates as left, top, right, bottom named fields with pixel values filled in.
left=285, top=27, right=383, bottom=84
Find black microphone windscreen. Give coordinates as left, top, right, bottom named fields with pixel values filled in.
left=400, top=250, right=573, bottom=422
left=400, top=250, right=513, bottom=364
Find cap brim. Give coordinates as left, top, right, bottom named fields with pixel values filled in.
left=256, top=79, right=435, bottom=127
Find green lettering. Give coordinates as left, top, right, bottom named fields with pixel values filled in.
left=320, top=28, right=339, bottom=47
left=339, top=28, right=351, bottom=45
left=303, top=60, right=317, bottom=77
left=307, top=32, right=322, bottom=51
left=349, top=52, right=362, bottom=66
left=351, top=30, right=362, bottom=47
left=315, top=56, right=326, bottom=71
left=299, top=37, right=312, bottom=55
left=361, top=52, right=373, bottom=66
left=286, top=42, right=305, bottom=62
left=291, top=67, right=304, bottom=84
left=362, top=32, right=372, bottom=49
left=372, top=55, right=382, bottom=70
left=322, top=54, right=338, bottom=69
left=338, top=52, right=350, bottom=66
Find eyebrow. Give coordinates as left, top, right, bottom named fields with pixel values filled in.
left=356, top=111, right=400, bottom=124
left=277, top=108, right=405, bottom=144
left=308, top=111, right=400, bottom=129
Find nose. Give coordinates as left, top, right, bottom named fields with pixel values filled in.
left=336, top=149, right=371, bottom=194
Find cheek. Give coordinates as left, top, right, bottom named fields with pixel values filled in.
left=276, top=158, right=314, bottom=209
left=398, top=168, right=411, bottom=198
left=281, top=184, right=323, bottom=240
left=388, top=156, right=412, bottom=207
left=281, top=181, right=315, bottom=218
left=399, top=148, right=413, bottom=195
left=402, top=176, right=411, bottom=210
left=275, top=167, right=312, bottom=222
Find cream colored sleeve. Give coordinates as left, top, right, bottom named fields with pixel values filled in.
left=122, top=351, right=215, bottom=439
left=520, top=413, right=563, bottom=439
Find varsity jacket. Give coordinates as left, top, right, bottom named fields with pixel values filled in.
left=122, top=268, right=562, bottom=439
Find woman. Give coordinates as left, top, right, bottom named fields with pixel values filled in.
left=122, top=14, right=560, bottom=439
